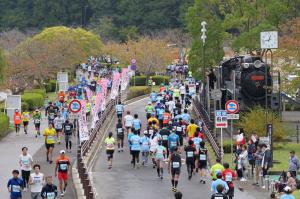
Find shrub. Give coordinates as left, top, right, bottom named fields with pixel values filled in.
left=151, top=75, right=170, bottom=85
left=127, top=86, right=151, bottom=100
left=223, top=140, right=235, bottom=153
left=21, top=102, right=29, bottom=111
left=130, top=75, right=147, bottom=86
left=0, top=113, right=9, bottom=136
left=24, top=89, right=46, bottom=98
left=22, top=93, right=44, bottom=111
left=45, top=80, right=56, bottom=93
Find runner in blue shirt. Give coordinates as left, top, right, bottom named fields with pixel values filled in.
left=141, top=132, right=151, bottom=166
left=181, top=109, right=191, bottom=124
left=115, top=102, right=124, bottom=119
left=132, top=114, right=142, bottom=135
left=150, top=91, right=158, bottom=103
left=7, top=170, right=24, bottom=199
left=211, top=173, right=229, bottom=194
left=129, top=131, right=142, bottom=168
left=156, top=107, right=164, bottom=128
left=168, top=131, right=180, bottom=153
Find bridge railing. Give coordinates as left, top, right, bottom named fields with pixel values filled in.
left=192, top=96, right=221, bottom=160
left=77, top=89, right=124, bottom=199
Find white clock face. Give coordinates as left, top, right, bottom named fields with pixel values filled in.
left=260, top=31, right=278, bottom=49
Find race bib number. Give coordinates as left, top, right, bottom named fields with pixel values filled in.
left=225, top=174, right=233, bottom=182
left=34, top=119, right=41, bottom=124
left=170, top=141, right=176, bottom=147
left=172, top=162, right=180, bottom=168
left=59, top=163, right=68, bottom=171
left=47, top=136, right=55, bottom=141
left=47, top=192, right=55, bottom=199
left=200, top=154, right=206, bottom=161
left=117, top=128, right=123, bottom=133
left=15, top=116, right=20, bottom=120
left=12, top=185, right=21, bottom=192
left=187, top=151, right=194, bottom=158
left=22, top=159, right=29, bottom=166
left=162, top=135, right=168, bottom=140
left=65, top=126, right=71, bottom=131
left=215, top=197, right=223, bottom=199
left=33, top=177, right=41, bottom=184
left=149, top=130, right=154, bottom=134
left=176, top=126, right=182, bottom=131
left=163, top=116, right=169, bottom=120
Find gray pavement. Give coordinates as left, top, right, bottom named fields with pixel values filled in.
left=0, top=115, right=77, bottom=199
left=91, top=98, right=269, bottom=199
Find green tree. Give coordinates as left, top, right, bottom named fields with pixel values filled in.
left=0, top=49, right=6, bottom=83
left=187, top=0, right=225, bottom=79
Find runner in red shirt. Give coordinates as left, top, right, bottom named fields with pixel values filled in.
left=196, top=127, right=204, bottom=140
left=222, top=162, right=237, bottom=199
left=55, top=150, right=71, bottom=197
left=13, top=109, right=22, bottom=135
left=162, top=110, right=172, bottom=127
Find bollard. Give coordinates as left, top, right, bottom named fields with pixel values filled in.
left=259, top=172, right=264, bottom=187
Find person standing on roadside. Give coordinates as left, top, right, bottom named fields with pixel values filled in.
left=261, top=144, right=272, bottom=188
left=29, top=164, right=44, bottom=199
left=289, top=150, right=299, bottom=178
left=55, top=150, right=71, bottom=197
left=7, top=170, right=24, bottom=199
left=14, top=109, right=22, bottom=135
left=19, top=147, right=33, bottom=191
left=253, top=144, right=263, bottom=186
left=41, top=176, right=58, bottom=199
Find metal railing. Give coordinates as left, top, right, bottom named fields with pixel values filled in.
left=77, top=91, right=121, bottom=199
left=192, top=96, right=221, bottom=159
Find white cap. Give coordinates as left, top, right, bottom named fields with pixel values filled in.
left=60, top=150, right=66, bottom=154
left=284, top=186, right=291, bottom=192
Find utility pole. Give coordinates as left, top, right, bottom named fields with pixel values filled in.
left=201, top=21, right=207, bottom=81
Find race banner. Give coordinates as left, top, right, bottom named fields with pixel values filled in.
left=85, top=87, right=93, bottom=102
left=79, top=99, right=89, bottom=142
left=111, top=71, right=120, bottom=100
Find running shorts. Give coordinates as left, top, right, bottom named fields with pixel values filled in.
left=106, top=149, right=114, bottom=159
left=198, top=160, right=207, bottom=169
left=171, top=168, right=180, bottom=176
left=58, top=172, right=68, bottom=181
left=34, top=123, right=40, bottom=129
left=23, top=121, right=29, bottom=126
left=46, top=143, right=55, bottom=150
left=55, top=128, right=62, bottom=133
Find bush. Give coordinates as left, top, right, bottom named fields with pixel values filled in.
left=151, top=75, right=170, bottom=85
left=223, top=140, right=235, bottom=153
left=130, top=76, right=147, bottom=86
left=21, top=102, right=29, bottom=111
left=127, top=86, right=151, bottom=100
left=0, top=113, right=9, bottom=136
left=130, top=75, right=170, bottom=86
left=24, top=89, right=46, bottom=98
left=22, top=93, right=44, bottom=111
left=45, top=80, right=56, bottom=93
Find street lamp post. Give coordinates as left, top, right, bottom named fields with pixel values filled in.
left=201, top=21, right=207, bottom=80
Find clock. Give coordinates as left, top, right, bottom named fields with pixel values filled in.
left=260, top=31, right=278, bottom=49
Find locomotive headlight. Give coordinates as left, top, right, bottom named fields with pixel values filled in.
left=254, top=60, right=263, bottom=68
left=243, top=63, right=250, bottom=69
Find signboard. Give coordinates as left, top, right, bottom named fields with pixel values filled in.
left=57, top=72, right=68, bottom=82
left=211, top=89, right=222, bottom=100
left=69, top=99, right=82, bottom=113
left=225, top=100, right=239, bottom=114
left=215, top=110, right=228, bottom=128
left=5, top=95, right=22, bottom=123
left=58, top=82, right=69, bottom=92
left=260, top=137, right=270, bottom=145
left=227, top=114, right=239, bottom=120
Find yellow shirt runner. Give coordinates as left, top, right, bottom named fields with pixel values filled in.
left=43, top=128, right=56, bottom=144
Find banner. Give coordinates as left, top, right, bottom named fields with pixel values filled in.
left=79, top=100, right=89, bottom=142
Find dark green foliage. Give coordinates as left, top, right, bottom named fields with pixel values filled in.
left=24, top=89, right=46, bottom=98
left=0, top=113, right=10, bottom=136
left=45, top=80, right=57, bottom=93
left=130, top=75, right=170, bottom=86
left=127, top=86, right=151, bottom=100
left=22, top=93, right=44, bottom=111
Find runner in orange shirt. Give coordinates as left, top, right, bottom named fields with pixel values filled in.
left=55, top=150, right=71, bottom=197
left=13, top=109, right=22, bottom=135
left=162, top=110, right=172, bottom=127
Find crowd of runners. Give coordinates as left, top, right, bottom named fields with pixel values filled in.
left=104, top=72, right=240, bottom=199
left=7, top=55, right=118, bottom=199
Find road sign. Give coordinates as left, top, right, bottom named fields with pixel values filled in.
left=225, top=100, right=239, bottom=114
left=69, top=99, right=82, bottom=113
left=260, top=137, right=270, bottom=145
left=215, top=110, right=228, bottom=128
left=211, top=89, right=222, bottom=100
left=227, top=114, right=239, bottom=120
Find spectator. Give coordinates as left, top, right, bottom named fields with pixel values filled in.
left=237, top=145, right=248, bottom=181
left=287, top=171, right=297, bottom=192
left=279, top=186, right=295, bottom=199
left=236, top=128, right=246, bottom=146
left=250, top=130, right=259, bottom=147
left=261, top=144, right=272, bottom=188
left=247, top=139, right=256, bottom=176
left=207, top=69, right=217, bottom=90
left=253, top=144, right=263, bottom=186
left=289, top=150, right=299, bottom=177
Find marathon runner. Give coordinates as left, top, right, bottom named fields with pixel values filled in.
left=104, top=132, right=115, bottom=169
left=160, top=125, right=171, bottom=158
left=145, top=102, right=155, bottom=120
left=29, top=164, right=44, bottom=199
left=168, top=128, right=180, bottom=154
left=124, top=111, right=134, bottom=134
left=63, top=120, right=74, bottom=153
left=141, top=131, right=151, bottom=166
left=41, top=176, right=58, bottom=199
left=116, top=101, right=124, bottom=119
left=132, top=114, right=142, bottom=135
left=53, top=114, right=65, bottom=144
left=19, top=147, right=33, bottom=191
left=7, top=170, right=24, bottom=199
left=211, top=158, right=225, bottom=181
left=33, top=109, right=42, bottom=137
left=22, top=110, right=30, bottom=134
left=222, top=163, right=237, bottom=199
left=129, top=131, right=142, bottom=168
left=13, top=109, right=22, bottom=135
left=154, top=140, right=167, bottom=179
left=43, top=123, right=56, bottom=164
left=211, top=173, right=229, bottom=194
left=55, top=150, right=71, bottom=196
left=168, top=146, right=182, bottom=192
left=184, top=140, right=196, bottom=180
left=116, top=119, right=125, bottom=152
left=199, top=141, right=208, bottom=184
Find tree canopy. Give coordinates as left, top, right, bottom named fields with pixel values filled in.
left=0, top=49, right=6, bottom=83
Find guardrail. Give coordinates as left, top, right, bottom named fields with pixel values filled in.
left=192, top=96, right=221, bottom=159
left=76, top=90, right=123, bottom=199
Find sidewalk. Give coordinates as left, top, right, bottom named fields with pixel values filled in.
left=1, top=116, right=77, bottom=199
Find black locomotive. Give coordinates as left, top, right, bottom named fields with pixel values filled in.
left=220, top=55, right=273, bottom=110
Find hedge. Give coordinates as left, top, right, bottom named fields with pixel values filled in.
left=45, top=80, right=56, bottom=93
left=0, top=113, right=9, bottom=136
left=22, top=93, right=44, bottom=111
left=127, top=86, right=151, bottom=100
left=24, top=89, right=46, bottom=98
left=130, top=75, right=170, bottom=86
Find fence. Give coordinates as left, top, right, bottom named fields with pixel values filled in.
left=192, top=96, right=221, bottom=159
left=76, top=90, right=123, bottom=199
